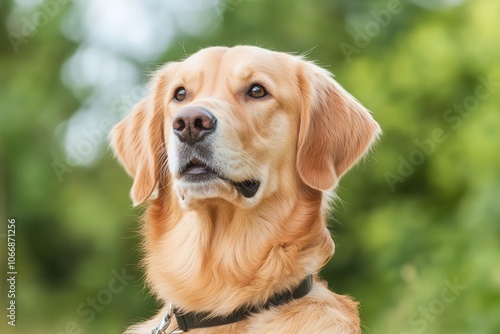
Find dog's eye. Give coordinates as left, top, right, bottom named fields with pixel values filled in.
left=174, top=87, right=187, bottom=101
left=247, top=84, right=268, bottom=99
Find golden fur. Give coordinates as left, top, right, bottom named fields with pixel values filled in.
left=111, top=46, right=380, bottom=334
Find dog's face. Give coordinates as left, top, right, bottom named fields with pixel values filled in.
left=112, top=46, right=380, bottom=208
left=165, top=47, right=306, bottom=208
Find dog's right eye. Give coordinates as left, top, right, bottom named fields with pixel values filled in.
left=247, top=84, right=268, bottom=99
left=174, top=87, right=187, bottom=101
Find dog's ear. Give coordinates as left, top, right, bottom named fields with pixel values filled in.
left=296, top=61, right=381, bottom=191
left=111, top=66, right=173, bottom=206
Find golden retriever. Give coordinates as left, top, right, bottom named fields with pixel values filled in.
left=111, top=46, right=380, bottom=334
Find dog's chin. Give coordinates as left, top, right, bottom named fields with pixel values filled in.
left=173, top=166, right=262, bottom=209
left=175, top=176, right=235, bottom=206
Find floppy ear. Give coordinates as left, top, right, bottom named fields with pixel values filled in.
left=296, top=61, right=381, bottom=191
left=111, top=70, right=170, bottom=206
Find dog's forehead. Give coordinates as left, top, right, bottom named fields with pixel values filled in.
left=184, top=46, right=230, bottom=64
left=180, top=46, right=293, bottom=75
left=186, top=45, right=276, bottom=62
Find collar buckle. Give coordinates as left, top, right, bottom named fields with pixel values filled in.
left=151, top=303, right=184, bottom=334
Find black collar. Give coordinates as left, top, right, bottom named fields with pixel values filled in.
left=174, top=274, right=313, bottom=332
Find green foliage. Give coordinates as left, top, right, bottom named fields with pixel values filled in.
left=2, top=0, right=499, bottom=333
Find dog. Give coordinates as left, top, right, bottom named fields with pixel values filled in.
left=111, top=45, right=380, bottom=334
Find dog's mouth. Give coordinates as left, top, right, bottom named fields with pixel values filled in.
left=180, top=158, right=260, bottom=198
left=181, top=158, right=217, bottom=177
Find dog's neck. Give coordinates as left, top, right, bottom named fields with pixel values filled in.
left=141, top=185, right=334, bottom=316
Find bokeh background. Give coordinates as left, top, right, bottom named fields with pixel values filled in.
left=1, top=0, right=499, bottom=333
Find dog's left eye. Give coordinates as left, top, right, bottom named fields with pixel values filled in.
left=247, top=84, right=268, bottom=99
left=174, top=87, right=187, bottom=101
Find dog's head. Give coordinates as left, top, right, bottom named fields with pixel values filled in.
left=111, top=46, right=380, bottom=208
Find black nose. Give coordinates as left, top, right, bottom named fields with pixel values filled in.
left=172, top=107, right=217, bottom=144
